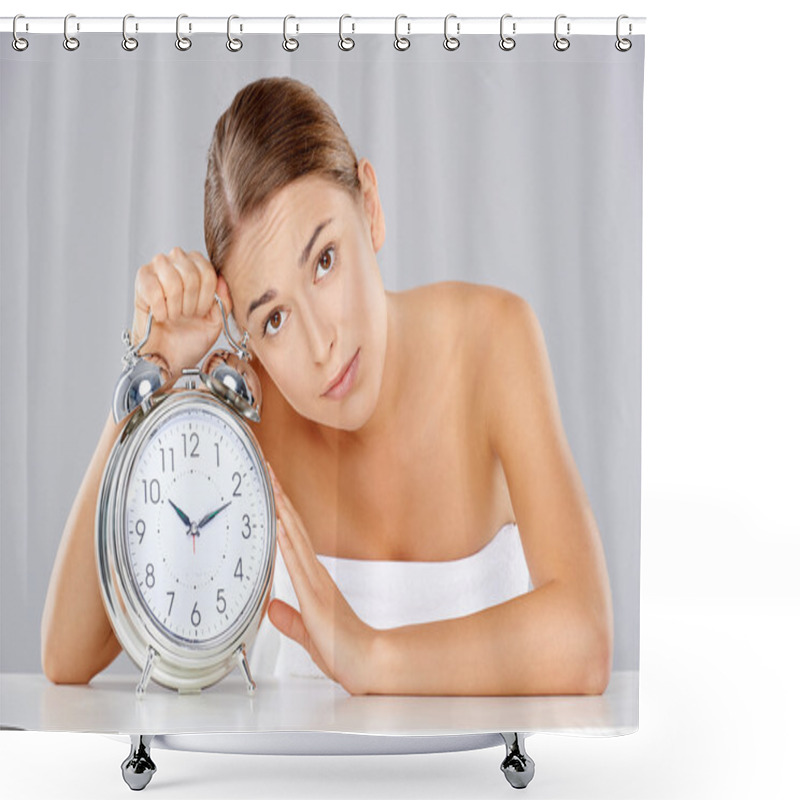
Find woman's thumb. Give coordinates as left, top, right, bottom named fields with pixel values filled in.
left=267, top=598, right=298, bottom=639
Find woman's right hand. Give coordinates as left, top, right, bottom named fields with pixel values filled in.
left=132, top=246, right=232, bottom=375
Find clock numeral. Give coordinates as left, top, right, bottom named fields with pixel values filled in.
left=232, top=471, right=242, bottom=497
left=216, top=588, right=227, bottom=614
left=145, top=563, right=155, bottom=589
left=135, top=519, right=146, bottom=543
left=234, top=558, right=244, bottom=581
left=191, top=601, right=201, bottom=627
left=142, top=478, right=161, bottom=504
left=182, top=432, right=200, bottom=459
left=166, top=591, right=175, bottom=615
left=242, top=514, right=252, bottom=539
left=159, top=447, right=175, bottom=473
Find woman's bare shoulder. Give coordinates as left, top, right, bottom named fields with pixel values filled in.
left=396, top=282, right=535, bottom=390
left=398, top=280, right=525, bottom=329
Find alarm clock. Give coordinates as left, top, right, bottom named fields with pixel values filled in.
left=96, top=295, right=276, bottom=697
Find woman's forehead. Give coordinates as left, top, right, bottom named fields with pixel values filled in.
left=229, top=178, right=350, bottom=280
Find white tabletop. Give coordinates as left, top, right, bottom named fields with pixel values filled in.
left=1, top=670, right=636, bottom=737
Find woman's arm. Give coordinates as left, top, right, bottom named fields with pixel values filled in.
left=268, top=291, right=613, bottom=695
left=41, top=247, right=230, bottom=684
left=41, top=411, right=125, bottom=683
left=371, top=292, right=613, bottom=694
left=372, top=582, right=609, bottom=695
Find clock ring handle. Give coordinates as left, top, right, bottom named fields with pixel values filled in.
left=114, top=310, right=169, bottom=423
left=121, top=310, right=154, bottom=362
left=214, top=292, right=252, bottom=362
left=123, top=296, right=248, bottom=362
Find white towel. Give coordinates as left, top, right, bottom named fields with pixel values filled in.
left=250, top=523, right=532, bottom=682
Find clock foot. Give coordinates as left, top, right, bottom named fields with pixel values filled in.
left=136, top=645, right=159, bottom=699
left=234, top=643, right=256, bottom=695
left=500, top=732, right=535, bottom=789
left=121, top=735, right=156, bottom=791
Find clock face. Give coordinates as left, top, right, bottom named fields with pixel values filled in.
left=122, top=403, right=270, bottom=646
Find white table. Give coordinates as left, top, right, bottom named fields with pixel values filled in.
left=1, top=670, right=637, bottom=737
left=1, top=670, right=637, bottom=790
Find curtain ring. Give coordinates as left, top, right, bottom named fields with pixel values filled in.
left=499, top=14, right=516, bottom=51
left=443, top=14, right=460, bottom=51
left=338, top=15, right=355, bottom=51
left=394, top=15, right=410, bottom=51
left=615, top=15, right=632, bottom=52
left=122, top=14, right=138, bottom=51
left=12, top=14, right=29, bottom=51
left=63, top=13, right=80, bottom=51
left=553, top=14, right=570, bottom=51
left=227, top=15, right=243, bottom=51
left=175, top=14, right=192, bottom=51
left=283, top=15, right=299, bottom=52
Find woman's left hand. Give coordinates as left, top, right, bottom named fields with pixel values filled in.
left=266, top=463, right=377, bottom=695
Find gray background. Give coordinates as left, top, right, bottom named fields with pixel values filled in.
left=1, top=34, right=643, bottom=675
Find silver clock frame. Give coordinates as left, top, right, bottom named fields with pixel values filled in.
left=97, top=388, right=276, bottom=696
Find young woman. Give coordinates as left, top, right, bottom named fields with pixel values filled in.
left=42, top=77, right=612, bottom=696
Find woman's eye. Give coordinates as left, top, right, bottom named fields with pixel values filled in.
left=315, top=246, right=335, bottom=280
left=263, top=309, right=286, bottom=337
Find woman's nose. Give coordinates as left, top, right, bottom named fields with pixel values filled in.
left=303, top=307, right=335, bottom=365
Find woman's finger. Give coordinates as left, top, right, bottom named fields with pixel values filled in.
left=268, top=598, right=309, bottom=650
left=267, top=599, right=334, bottom=681
left=275, top=496, right=329, bottom=604
left=276, top=517, right=319, bottom=611
left=187, top=250, right=218, bottom=319
left=134, top=263, right=168, bottom=325
left=170, top=246, right=201, bottom=318
left=151, top=253, right=184, bottom=320
left=268, top=466, right=322, bottom=575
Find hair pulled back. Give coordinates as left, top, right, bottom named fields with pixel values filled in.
left=204, top=77, right=361, bottom=273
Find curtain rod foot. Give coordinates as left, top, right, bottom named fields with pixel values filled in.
left=121, top=734, right=157, bottom=791
left=500, top=732, right=535, bottom=789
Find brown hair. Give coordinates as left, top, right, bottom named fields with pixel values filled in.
left=204, top=77, right=361, bottom=273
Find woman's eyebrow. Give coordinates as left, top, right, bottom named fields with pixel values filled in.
left=299, top=217, right=333, bottom=267
left=247, top=288, right=276, bottom=320
left=246, top=217, right=334, bottom=320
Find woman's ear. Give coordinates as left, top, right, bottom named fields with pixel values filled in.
left=215, top=272, right=242, bottom=335
left=357, top=158, right=385, bottom=253
left=216, top=272, right=233, bottom=317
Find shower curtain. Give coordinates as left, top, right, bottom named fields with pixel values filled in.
left=0, top=16, right=644, bottom=757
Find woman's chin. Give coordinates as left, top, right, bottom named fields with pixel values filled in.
left=314, top=385, right=381, bottom=433
left=318, top=402, right=373, bottom=433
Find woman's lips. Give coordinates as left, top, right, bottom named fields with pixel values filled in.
left=323, top=349, right=360, bottom=399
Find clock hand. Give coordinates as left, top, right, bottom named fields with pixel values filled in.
left=168, top=499, right=191, bottom=528
left=197, top=501, right=232, bottom=530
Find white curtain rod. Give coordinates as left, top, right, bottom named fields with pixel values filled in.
left=1, top=16, right=646, bottom=36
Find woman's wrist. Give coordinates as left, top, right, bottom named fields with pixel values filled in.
left=356, top=627, right=394, bottom=695
left=339, top=626, right=391, bottom=696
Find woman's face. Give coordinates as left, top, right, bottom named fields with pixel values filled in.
left=223, top=164, right=387, bottom=432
